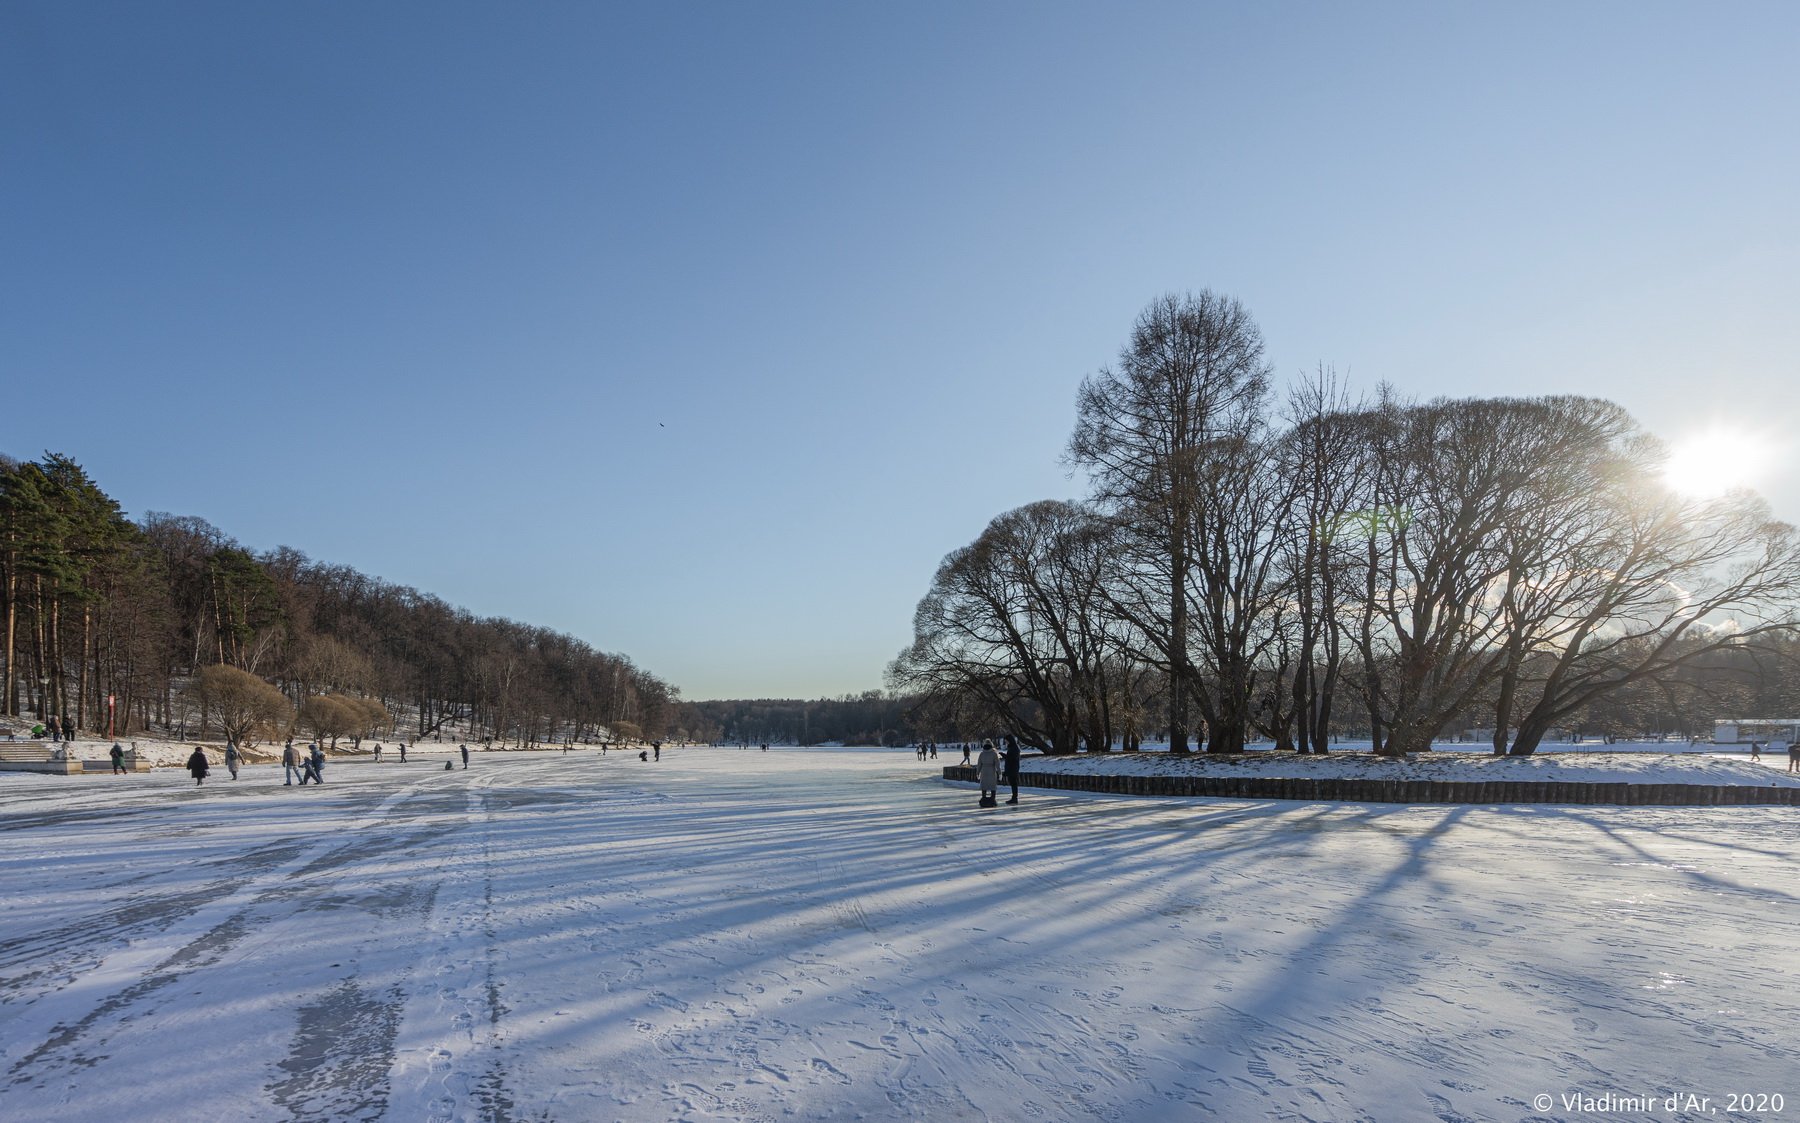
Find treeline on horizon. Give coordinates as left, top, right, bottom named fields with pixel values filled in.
left=888, top=291, right=1800, bottom=757
left=682, top=692, right=920, bottom=747
left=0, top=452, right=680, bottom=745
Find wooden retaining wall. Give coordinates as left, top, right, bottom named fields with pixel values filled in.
left=940, top=765, right=1800, bottom=806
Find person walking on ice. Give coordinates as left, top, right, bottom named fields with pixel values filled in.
left=1777, top=736, right=1797, bottom=773
left=300, top=743, right=325, bottom=785
left=110, top=742, right=126, bottom=775
left=282, top=742, right=301, bottom=785
left=1003, top=734, right=1022, bottom=805
left=224, top=740, right=241, bottom=780
left=976, top=739, right=999, bottom=808
left=186, top=746, right=210, bottom=787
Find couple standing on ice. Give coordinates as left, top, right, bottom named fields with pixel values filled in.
left=976, top=735, right=1021, bottom=807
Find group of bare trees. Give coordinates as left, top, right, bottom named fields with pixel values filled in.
left=891, top=292, right=1800, bottom=756
left=0, top=453, right=678, bottom=745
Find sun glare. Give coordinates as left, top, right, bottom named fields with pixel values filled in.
left=1662, top=428, right=1771, bottom=498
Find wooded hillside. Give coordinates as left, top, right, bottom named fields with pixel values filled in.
left=1, top=452, right=678, bottom=743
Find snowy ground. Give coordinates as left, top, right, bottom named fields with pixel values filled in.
left=1014, top=742, right=1800, bottom=788
left=3, top=748, right=1798, bottom=1122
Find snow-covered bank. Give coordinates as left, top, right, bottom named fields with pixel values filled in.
left=1015, top=743, right=1800, bottom=788
left=3, top=748, right=1797, bottom=1121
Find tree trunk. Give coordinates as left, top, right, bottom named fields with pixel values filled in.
left=1492, top=666, right=1517, bottom=756
left=1168, top=555, right=1189, bottom=753
left=1, top=569, right=14, bottom=718
left=1509, top=714, right=1552, bottom=756
left=78, top=606, right=91, bottom=730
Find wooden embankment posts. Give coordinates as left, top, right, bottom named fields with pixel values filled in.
left=939, top=765, right=1800, bottom=806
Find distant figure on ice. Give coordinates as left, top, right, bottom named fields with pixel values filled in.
left=110, top=742, right=126, bottom=775
left=186, top=746, right=210, bottom=786
left=283, top=742, right=301, bottom=786
left=654, top=742, right=662, bottom=761
left=1750, top=740, right=1763, bottom=761
left=960, top=743, right=971, bottom=765
left=976, top=739, right=999, bottom=807
left=1003, top=734, right=1021, bottom=805
left=398, top=741, right=408, bottom=762
left=460, top=743, right=470, bottom=770
left=1776, top=737, right=1797, bottom=772
left=639, top=750, right=648, bottom=762
left=224, top=741, right=241, bottom=780
left=929, top=743, right=938, bottom=760
left=373, top=742, right=384, bottom=763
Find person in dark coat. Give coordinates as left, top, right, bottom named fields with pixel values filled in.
left=186, top=746, right=210, bottom=786
left=300, top=743, right=324, bottom=785
left=62, top=715, right=76, bottom=742
left=1003, top=734, right=1021, bottom=804
left=110, top=742, right=126, bottom=775
left=282, top=742, right=301, bottom=785
left=460, top=743, right=470, bottom=769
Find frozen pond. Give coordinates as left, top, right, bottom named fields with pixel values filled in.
left=3, top=747, right=1797, bottom=1121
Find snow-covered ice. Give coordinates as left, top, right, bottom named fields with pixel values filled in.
left=3, top=747, right=1798, bottom=1121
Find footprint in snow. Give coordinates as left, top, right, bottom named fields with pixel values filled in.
left=810, top=1058, right=851, bottom=1085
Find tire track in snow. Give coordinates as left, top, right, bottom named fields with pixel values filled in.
left=385, top=771, right=522, bottom=1123
left=0, top=774, right=443, bottom=1087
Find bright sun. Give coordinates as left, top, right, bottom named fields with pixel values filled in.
left=1662, top=428, right=1770, bottom=498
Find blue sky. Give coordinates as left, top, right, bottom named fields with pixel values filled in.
left=5, top=1, right=1797, bottom=700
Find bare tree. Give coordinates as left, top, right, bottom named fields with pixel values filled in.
left=1346, top=397, right=1608, bottom=754
left=1278, top=371, right=1371, bottom=753
left=889, top=501, right=1119, bottom=753
left=297, top=694, right=359, bottom=748
left=1069, top=291, right=1271, bottom=751
left=1502, top=480, right=1800, bottom=754
left=192, top=664, right=292, bottom=748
